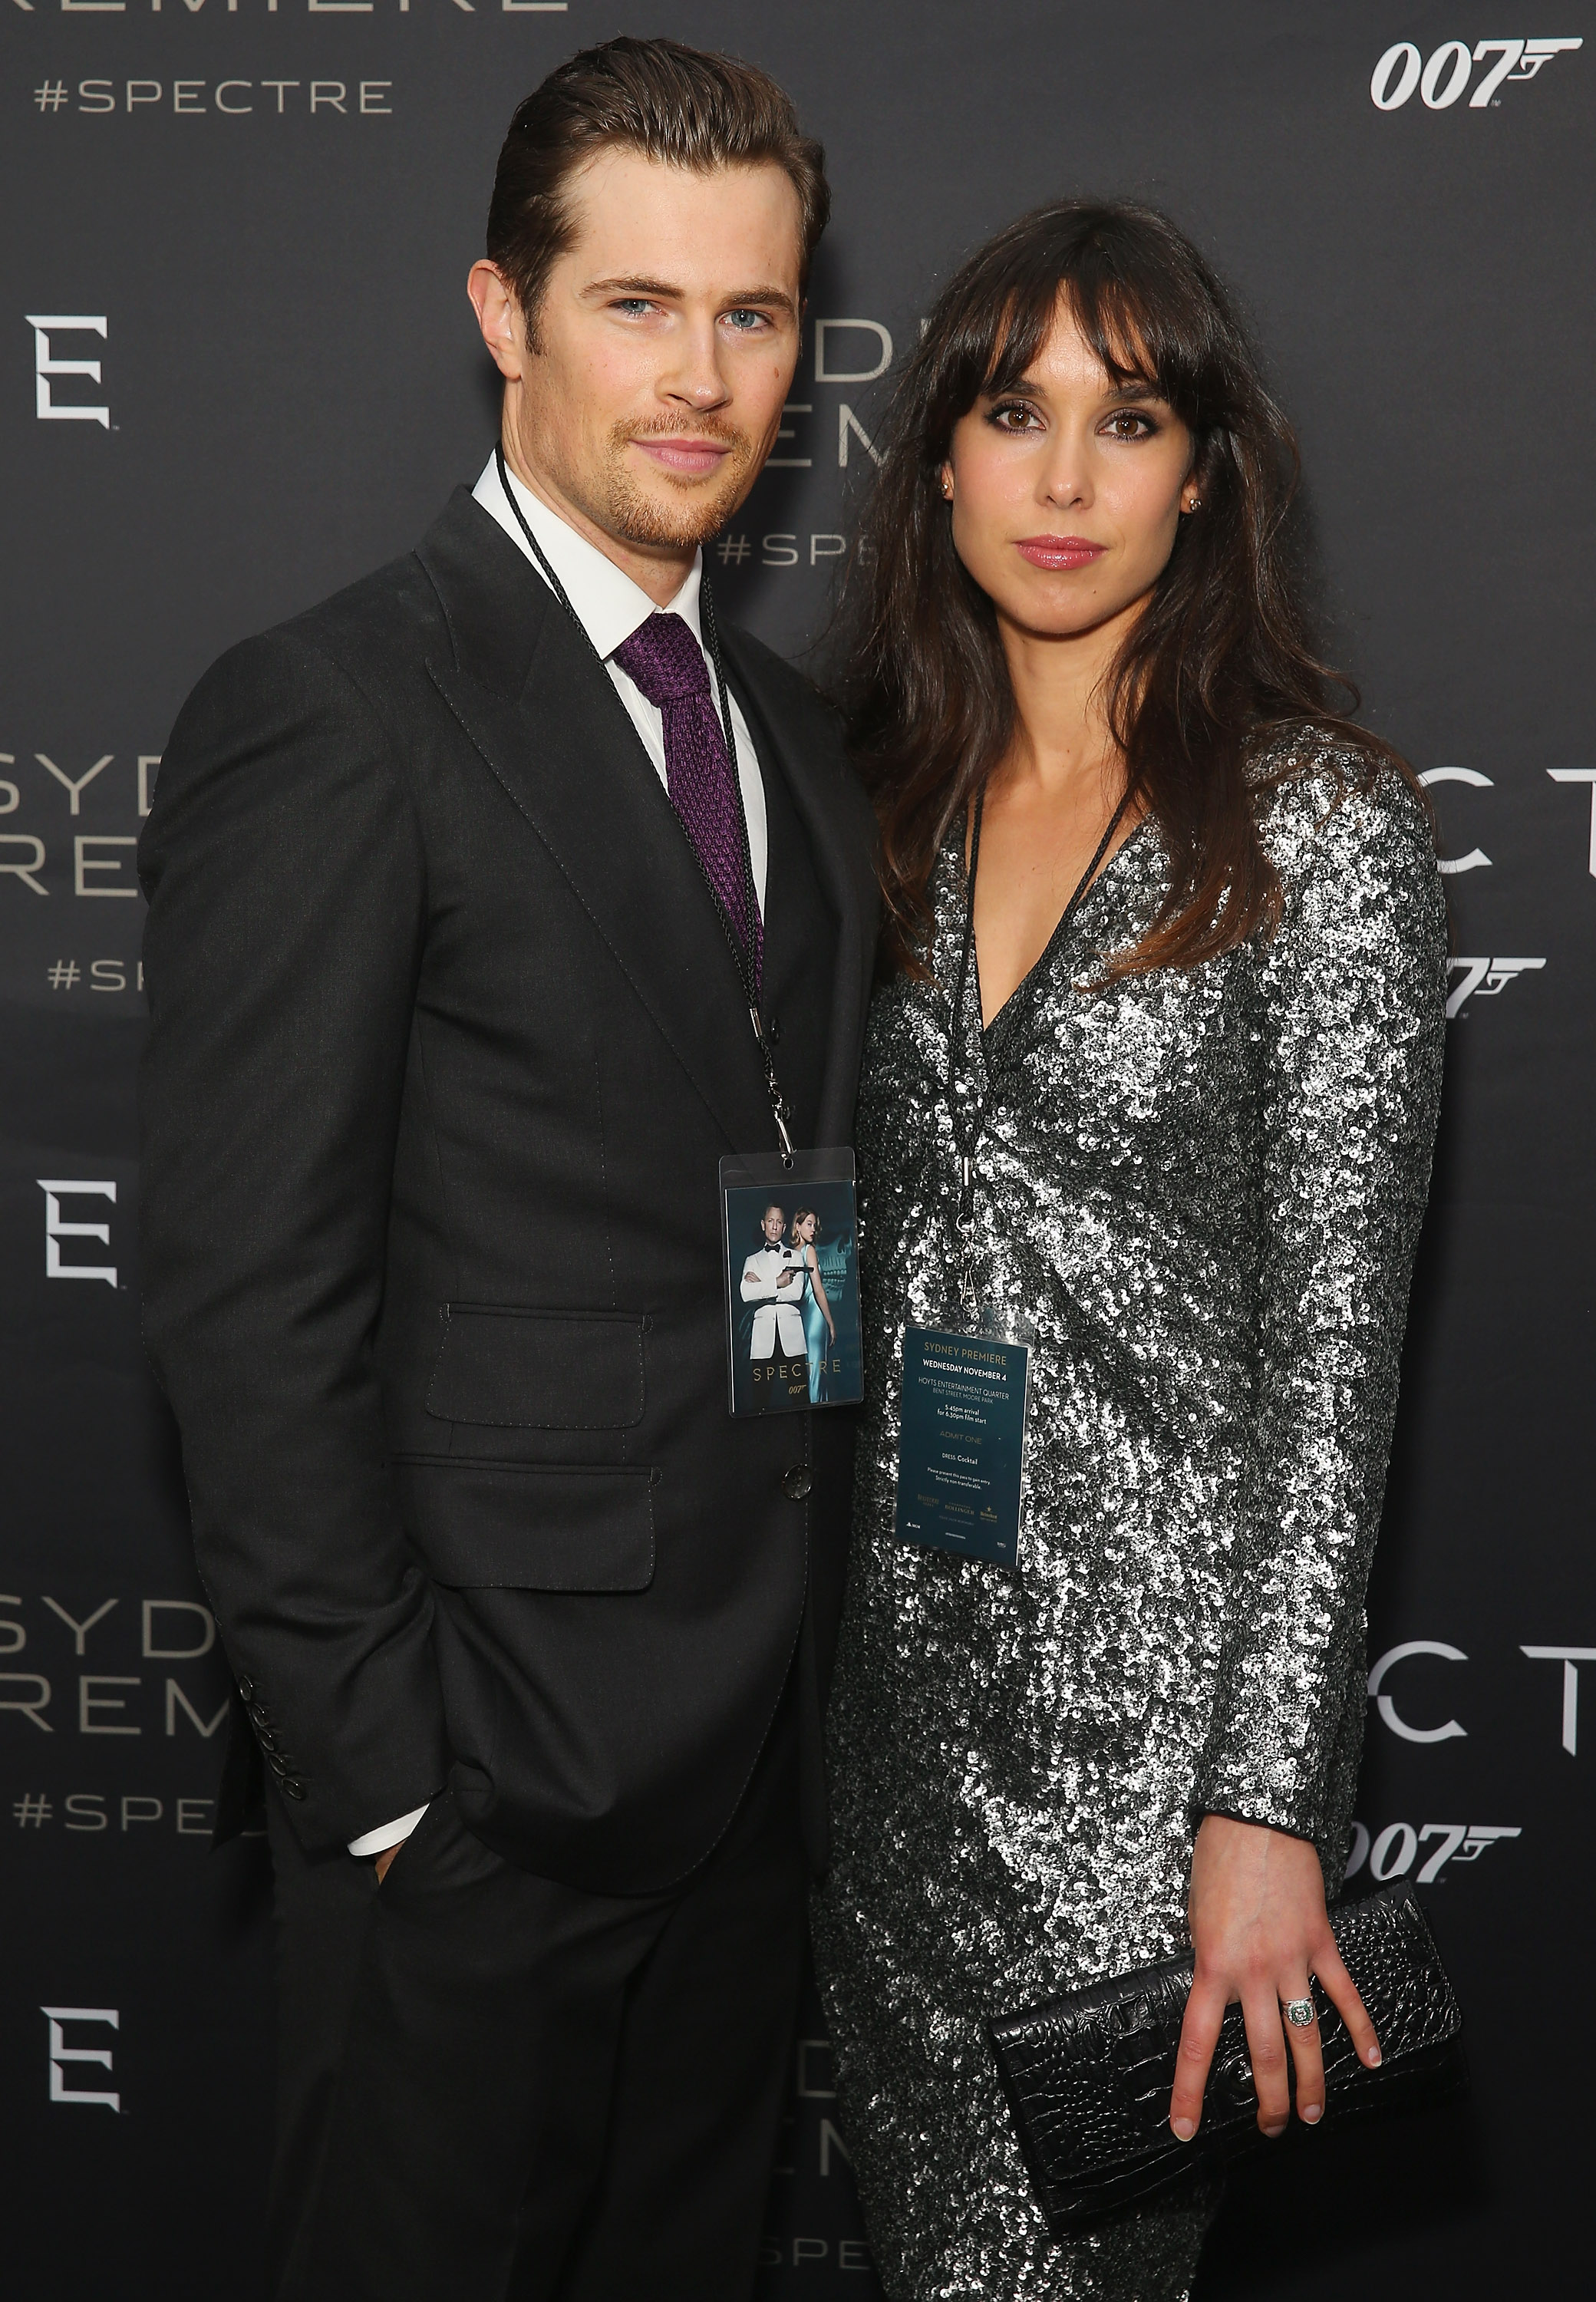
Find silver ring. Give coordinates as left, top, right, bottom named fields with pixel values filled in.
left=1281, top=1996, right=1315, bottom=2029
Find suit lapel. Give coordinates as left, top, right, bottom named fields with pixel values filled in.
left=718, top=626, right=879, bottom=1149
left=417, top=492, right=775, bottom=1152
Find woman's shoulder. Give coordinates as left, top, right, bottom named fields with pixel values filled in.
left=1248, top=721, right=1435, bottom=889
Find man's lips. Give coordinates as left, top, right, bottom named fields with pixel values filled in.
left=631, top=437, right=735, bottom=478
left=1014, top=535, right=1108, bottom=570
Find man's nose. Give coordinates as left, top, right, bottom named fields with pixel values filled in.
left=664, top=318, right=733, bottom=410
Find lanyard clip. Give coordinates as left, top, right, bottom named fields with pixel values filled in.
left=752, top=1005, right=796, bottom=1166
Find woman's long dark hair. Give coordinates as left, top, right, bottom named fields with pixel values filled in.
left=838, top=200, right=1418, bottom=979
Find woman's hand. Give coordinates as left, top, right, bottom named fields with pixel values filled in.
left=1169, top=1814, right=1380, bottom=2142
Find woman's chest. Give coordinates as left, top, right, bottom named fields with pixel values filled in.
left=862, top=912, right=1265, bottom=1205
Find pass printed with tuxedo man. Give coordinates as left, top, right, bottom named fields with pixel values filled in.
left=721, top=1154, right=863, bottom=1416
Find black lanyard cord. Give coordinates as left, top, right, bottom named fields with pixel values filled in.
left=493, top=446, right=793, bottom=1162
left=947, top=778, right=1133, bottom=1233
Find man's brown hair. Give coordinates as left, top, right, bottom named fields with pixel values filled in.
left=486, top=36, right=829, bottom=338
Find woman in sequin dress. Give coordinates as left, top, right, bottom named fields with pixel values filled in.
left=811, top=203, right=1446, bottom=2300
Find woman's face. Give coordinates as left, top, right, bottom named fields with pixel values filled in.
left=793, top=1212, right=816, bottom=1245
left=941, top=302, right=1195, bottom=641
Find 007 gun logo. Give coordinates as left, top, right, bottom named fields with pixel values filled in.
left=1345, top=1820, right=1521, bottom=1885
left=1446, top=955, right=1545, bottom=1020
left=1372, top=38, right=1581, bottom=110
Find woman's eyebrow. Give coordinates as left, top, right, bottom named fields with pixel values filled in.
left=981, top=373, right=1166, bottom=404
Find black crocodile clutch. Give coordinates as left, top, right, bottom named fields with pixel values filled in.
left=986, top=1879, right=1466, bottom=2233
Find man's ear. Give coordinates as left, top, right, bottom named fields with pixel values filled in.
left=467, top=261, right=529, bottom=381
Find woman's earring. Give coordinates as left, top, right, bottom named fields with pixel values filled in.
left=1185, top=495, right=1202, bottom=513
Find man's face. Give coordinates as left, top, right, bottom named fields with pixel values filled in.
left=471, top=147, right=803, bottom=581
left=762, top=1206, right=786, bottom=1243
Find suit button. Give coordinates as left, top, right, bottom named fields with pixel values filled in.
left=781, top=1464, right=812, bottom=1501
left=282, top=1779, right=307, bottom=1802
left=236, top=1677, right=254, bottom=1702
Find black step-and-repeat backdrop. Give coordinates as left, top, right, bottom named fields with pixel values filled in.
left=2, top=3, right=1591, bottom=2294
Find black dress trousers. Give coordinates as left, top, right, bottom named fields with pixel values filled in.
left=265, top=1685, right=804, bottom=2302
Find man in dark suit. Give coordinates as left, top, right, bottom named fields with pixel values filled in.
left=138, top=38, right=875, bottom=2302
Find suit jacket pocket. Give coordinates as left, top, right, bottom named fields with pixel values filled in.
left=426, top=1305, right=647, bottom=1430
left=395, top=1459, right=656, bottom=1592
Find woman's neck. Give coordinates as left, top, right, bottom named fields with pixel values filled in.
left=993, top=596, right=1139, bottom=805
left=966, top=599, right=1149, bottom=1022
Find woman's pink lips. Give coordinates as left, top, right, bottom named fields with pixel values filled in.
left=1014, top=536, right=1107, bottom=569
left=633, top=437, right=731, bottom=477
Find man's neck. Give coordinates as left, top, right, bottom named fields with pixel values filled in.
left=498, top=426, right=696, bottom=609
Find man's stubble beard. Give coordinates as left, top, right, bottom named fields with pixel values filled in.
left=596, top=417, right=760, bottom=552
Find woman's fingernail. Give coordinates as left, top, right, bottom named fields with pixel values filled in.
left=1367, top=2046, right=1382, bottom=2066
left=1172, top=2116, right=1195, bottom=2142
left=1263, top=2122, right=1288, bottom=2140
left=1301, top=2103, right=1323, bottom=2124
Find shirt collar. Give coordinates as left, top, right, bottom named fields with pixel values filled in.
left=473, top=452, right=702, bottom=663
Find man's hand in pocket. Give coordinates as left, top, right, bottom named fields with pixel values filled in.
left=374, top=1838, right=408, bottom=1884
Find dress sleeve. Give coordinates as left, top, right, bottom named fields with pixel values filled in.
left=1194, top=763, right=1447, bottom=1846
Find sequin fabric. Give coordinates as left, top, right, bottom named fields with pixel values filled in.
left=811, top=738, right=1447, bottom=2301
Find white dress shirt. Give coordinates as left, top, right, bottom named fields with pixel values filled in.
left=348, top=461, right=769, bottom=1862
left=473, top=453, right=767, bottom=914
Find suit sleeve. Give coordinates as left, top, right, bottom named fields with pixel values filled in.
left=741, top=1255, right=775, bottom=1302
left=139, top=628, right=449, bottom=1852
left=1193, top=768, right=1447, bottom=1854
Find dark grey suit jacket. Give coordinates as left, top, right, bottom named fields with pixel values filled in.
left=138, top=488, right=877, bottom=1893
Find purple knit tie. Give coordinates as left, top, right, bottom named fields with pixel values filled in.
left=613, top=611, right=761, bottom=988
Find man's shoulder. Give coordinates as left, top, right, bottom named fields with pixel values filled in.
left=193, top=487, right=506, bottom=721
left=269, top=533, right=448, bottom=687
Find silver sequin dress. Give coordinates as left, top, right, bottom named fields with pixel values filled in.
left=811, top=739, right=1447, bottom=2302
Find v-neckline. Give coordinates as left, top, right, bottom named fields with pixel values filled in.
left=971, top=810, right=1149, bottom=1051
